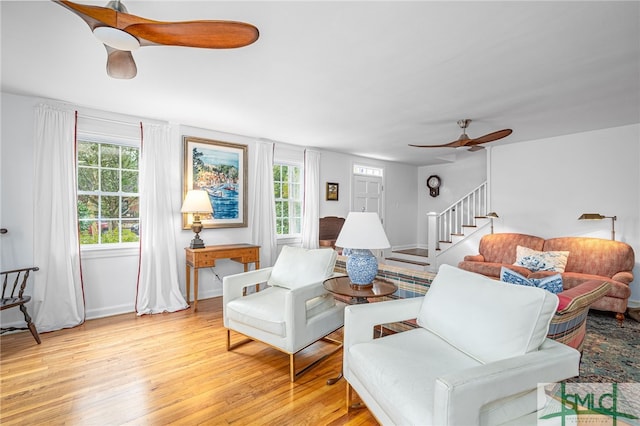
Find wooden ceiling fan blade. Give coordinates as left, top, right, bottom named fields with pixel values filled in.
left=471, top=128, right=513, bottom=144
left=409, top=140, right=465, bottom=148
left=125, top=21, right=259, bottom=49
left=54, top=0, right=117, bottom=29
left=105, top=47, right=137, bottom=79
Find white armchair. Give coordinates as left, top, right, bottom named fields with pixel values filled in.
left=223, top=245, right=346, bottom=382
left=344, top=264, right=581, bottom=425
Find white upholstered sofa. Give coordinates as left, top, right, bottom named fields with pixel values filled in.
left=343, top=265, right=581, bottom=425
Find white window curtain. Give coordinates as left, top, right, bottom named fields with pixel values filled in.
left=136, top=123, right=188, bottom=314
left=301, top=149, right=320, bottom=248
left=33, top=104, right=85, bottom=332
left=250, top=139, right=277, bottom=267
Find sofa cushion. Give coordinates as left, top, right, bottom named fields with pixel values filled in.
left=268, top=245, right=337, bottom=289
left=501, top=267, right=563, bottom=294
left=479, top=233, right=545, bottom=264
left=417, top=265, right=559, bottom=363
left=349, top=319, right=543, bottom=426
left=348, top=328, right=480, bottom=426
left=514, top=245, right=569, bottom=272
left=543, top=237, right=635, bottom=278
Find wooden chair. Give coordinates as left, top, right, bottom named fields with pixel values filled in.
left=1, top=267, right=41, bottom=344
left=319, top=216, right=345, bottom=249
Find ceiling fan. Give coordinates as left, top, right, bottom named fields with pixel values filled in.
left=54, top=0, right=259, bottom=79
left=409, top=119, right=512, bottom=151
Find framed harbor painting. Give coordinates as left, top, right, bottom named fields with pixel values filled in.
left=183, top=136, right=248, bottom=229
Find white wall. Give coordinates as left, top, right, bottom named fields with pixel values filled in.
left=0, top=92, right=419, bottom=325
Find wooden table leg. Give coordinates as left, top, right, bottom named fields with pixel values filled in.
left=186, top=264, right=191, bottom=306
left=193, top=268, right=199, bottom=312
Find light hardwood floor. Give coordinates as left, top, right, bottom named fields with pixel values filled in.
left=0, top=297, right=377, bottom=425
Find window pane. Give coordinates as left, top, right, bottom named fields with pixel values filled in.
left=101, top=144, right=119, bottom=168
left=121, top=146, right=139, bottom=170
left=290, top=217, right=301, bottom=234
left=290, top=183, right=300, bottom=200
left=282, top=182, right=289, bottom=199
left=100, top=195, right=119, bottom=218
left=122, top=220, right=140, bottom=242
left=78, top=194, right=98, bottom=219
left=282, top=218, right=289, bottom=235
left=274, top=182, right=281, bottom=199
left=101, top=220, right=120, bottom=243
left=273, top=165, right=281, bottom=181
left=121, top=196, right=139, bottom=218
left=80, top=221, right=99, bottom=245
left=281, top=166, right=289, bottom=181
left=78, top=142, right=98, bottom=166
left=122, top=170, right=138, bottom=193
left=78, top=167, right=99, bottom=191
left=101, top=169, right=119, bottom=192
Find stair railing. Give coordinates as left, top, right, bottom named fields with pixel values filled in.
left=433, top=182, right=488, bottom=250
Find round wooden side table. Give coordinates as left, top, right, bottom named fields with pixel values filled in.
left=323, top=275, right=398, bottom=304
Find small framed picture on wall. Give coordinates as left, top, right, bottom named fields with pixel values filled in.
left=326, top=182, right=339, bottom=201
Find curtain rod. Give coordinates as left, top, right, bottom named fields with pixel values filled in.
left=77, top=112, right=142, bottom=128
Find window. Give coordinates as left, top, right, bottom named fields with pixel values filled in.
left=273, top=163, right=302, bottom=237
left=77, top=139, right=140, bottom=245
left=353, top=164, right=383, bottom=177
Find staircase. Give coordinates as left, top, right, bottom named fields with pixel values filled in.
left=384, top=182, right=491, bottom=272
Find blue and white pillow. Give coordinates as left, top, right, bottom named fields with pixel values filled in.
left=513, top=245, right=569, bottom=272
left=500, top=267, right=563, bottom=294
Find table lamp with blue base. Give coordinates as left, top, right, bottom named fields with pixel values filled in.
left=335, top=212, right=390, bottom=286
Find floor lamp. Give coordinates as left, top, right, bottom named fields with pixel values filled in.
left=578, top=213, right=616, bottom=241
left=485, top=212, right=499, bottom=234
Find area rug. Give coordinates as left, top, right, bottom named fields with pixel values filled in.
left=566, top=310, right=640, bottom=383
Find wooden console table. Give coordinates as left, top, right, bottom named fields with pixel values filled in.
left=185, top=244, right=260, bottom=311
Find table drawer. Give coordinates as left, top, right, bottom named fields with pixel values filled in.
left=193, top=252, right=217, bottom=267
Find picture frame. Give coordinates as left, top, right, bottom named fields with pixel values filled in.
left=183, top=136, right=248, bottom=229
left=326, top=182, right=339, bottom=201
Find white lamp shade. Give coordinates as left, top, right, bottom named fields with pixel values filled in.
left=181, top=190, right=213, bottom=214
left=335, top=212, right=390, bottom=249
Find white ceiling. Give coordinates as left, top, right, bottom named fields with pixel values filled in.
left=2, top=1, right=639, bottom=166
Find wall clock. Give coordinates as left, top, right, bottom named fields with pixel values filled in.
left=427, top=175, right=441, bottom=197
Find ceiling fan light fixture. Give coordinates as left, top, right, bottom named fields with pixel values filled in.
left=93, top=26, right=140, bottom=51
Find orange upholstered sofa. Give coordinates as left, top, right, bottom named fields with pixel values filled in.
left=458, top=233, right=635, bottom=323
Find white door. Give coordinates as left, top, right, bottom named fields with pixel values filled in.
left=352, top=175, right=383, bottom=219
